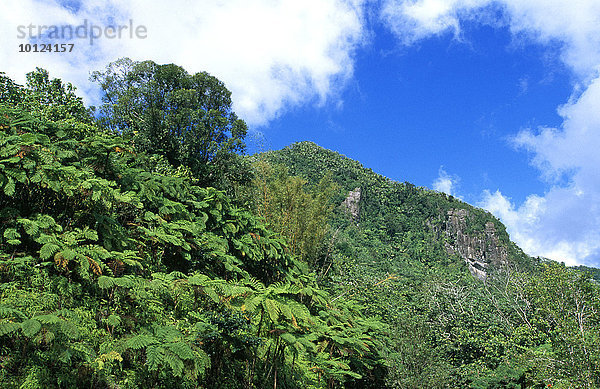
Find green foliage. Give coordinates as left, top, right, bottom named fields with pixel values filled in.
left=91, top=58, right=250, bottom=190
left=259, top=141, right=600, bottom=388
left=0, top=72, right=385, bottom=388
left=4, top=67, right=600, bottom=389
left=249, top=159, right=338, bottom=266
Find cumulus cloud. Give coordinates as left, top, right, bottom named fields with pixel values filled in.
left=481, top=186, right=600, bottom=266
left=381, top=0, right=600, bottom=76
left=433, top=167, right=460, bottom=197
left=0, top=1, right=96, bottom=94
left=1, top=0, right=366, bottom=126
left=487, top=76, right=600, bottom=265
left=381, top=0, right=487, bottom=44
left=382, top=0, right=600, bottom=265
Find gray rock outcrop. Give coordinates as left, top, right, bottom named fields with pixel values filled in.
left=342, top=187, right=361, bottom=223
left=444, top=209, right=508, bottom=280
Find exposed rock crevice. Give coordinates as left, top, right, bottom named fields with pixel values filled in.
left=342, top=187, right=361, bottom=223
left=444, top=209, right=508, bottom=280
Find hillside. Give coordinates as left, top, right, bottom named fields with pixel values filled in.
left=2, top=66, right=600, bottom=389
left=259, top=141, right=532, bottom=278
left=0, top=68, right=388, bottom=389
left=258, top=141, right=600, bottom=388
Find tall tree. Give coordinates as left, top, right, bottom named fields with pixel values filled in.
left=91, top=58, right=249, bottom=188
left=251, top=160, right=338, bottom=266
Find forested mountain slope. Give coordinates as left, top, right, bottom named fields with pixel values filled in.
left=1, top=63, right=600, bottom=388
left=258, top=141, right=600, bottom=388
left=259, top=141, right=532, bottom=278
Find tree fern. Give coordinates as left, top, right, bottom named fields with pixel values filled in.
left=34, top=314, right=61, bottom=324
left=125, top=334, right=158, bottom=350
left=0, top=321, right=21, bottom=336
left=163, top=349, right=185, bottom=377
left=21, top=319, right=42, bottom=337
left=0, top=306, right=26, bottom=320
left=146, top=345, right=165, bottom=371
left=0, top=72, right=389, bottom=388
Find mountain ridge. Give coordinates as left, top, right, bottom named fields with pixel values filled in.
left=258, top=140, right=533, bottom=278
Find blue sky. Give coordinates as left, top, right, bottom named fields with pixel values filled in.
left=2, top=0, right=600, bottom=266
left=260, top=19, right=572, bottom=205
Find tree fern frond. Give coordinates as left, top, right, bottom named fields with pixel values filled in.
left=68, top=342, right=96, bottom=362
left=60, top=320, right=81, bottom=340
left=125, top=334, right=158, bottom=350
left=0, top=306, right=26, bottom=320
left=280, top=332, right=297, bottom=346
left=243, top=295, right=264, bottom=313
left=146, top=345, right=164, bottom=371
left=263, top=299, right=280, bottom=322
left=39, top=242, right=60, bottom=260
left=21, top=319, right=41, bottom=338
left=193, top=349, right=211, bottom=377
left=154, top=325, right=183, bottom=343
left=0, top=321, right=21, bottom=336
left=163, top=350, right=184, bottom=377
left=165, top=341, right=195, bottom=360
left=34, top=314, right=61, bottom=324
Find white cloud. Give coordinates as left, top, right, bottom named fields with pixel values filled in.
left=488, top=75, right=600, bottom=265
left=0, top=0, right=366, bottom=126
left=517, top=76, right=529, bottom=94
left=381, top=0, right=600, bottom=77
left=382, top=0, right=600, bottom=265
left=0, top=1, right=96, bottom=94
left=514, top=77, right=600, bottom=178
left=433, top=167, right=460, bottom=197
left=381, top=0, right=493, bottom=44
left=480, top=187, right=600, bottom=266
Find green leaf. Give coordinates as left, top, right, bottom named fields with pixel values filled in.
left=264, top=299, right=280, bottom=323
left=126, top=335, right=158, bottom=350
left=69, top=343, right=96, bottom=361
left=188, top=274, right=210, bottom=286
left=3, top=228, right=20, bottom=240
left=39, top=243, right=60, bottom=260
left=3, top=178, right=15, bottom=196
left=146, top=345, right=164, bottom=371
left=83, top=228, right=98, bottom=241
left=19, top=133, right=37, bottom=144
left=280, top=332, right=297, bottom=345
left=0, top=306, right=26, bottom=320
left=165, top=352, right=184, bottom=377
left=165, top=342, right=195, bottom=360
left=20, top=219, right=39, bottom=236
left=34, top=314, right=61, bottom=324
left=204, top=287, right=220, bottom=303
left=21, top=319, right=42, bottom=337
left=60, top=320, right=81, bottom=339
left=113, top=277, right=134, bottom=288
left=105, top=314, right=121, bottom=327
left=0, top=321, right=21, bottom=336
left=98, top=276, right=115, bottom=289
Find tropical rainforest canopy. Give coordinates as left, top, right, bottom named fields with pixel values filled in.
left=1, top=60, right=600, bottom=388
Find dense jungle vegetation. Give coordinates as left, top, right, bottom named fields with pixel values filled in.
left=1, top=59, right=600, bottom=388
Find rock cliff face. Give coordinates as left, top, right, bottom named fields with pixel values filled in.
left=342, top=187, right=361, bottom=223
left=340, top=189, right=508, bottom=279
left=444, top=209, right=508, bottom=280
left=262, top=142, right=525, bottom=283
